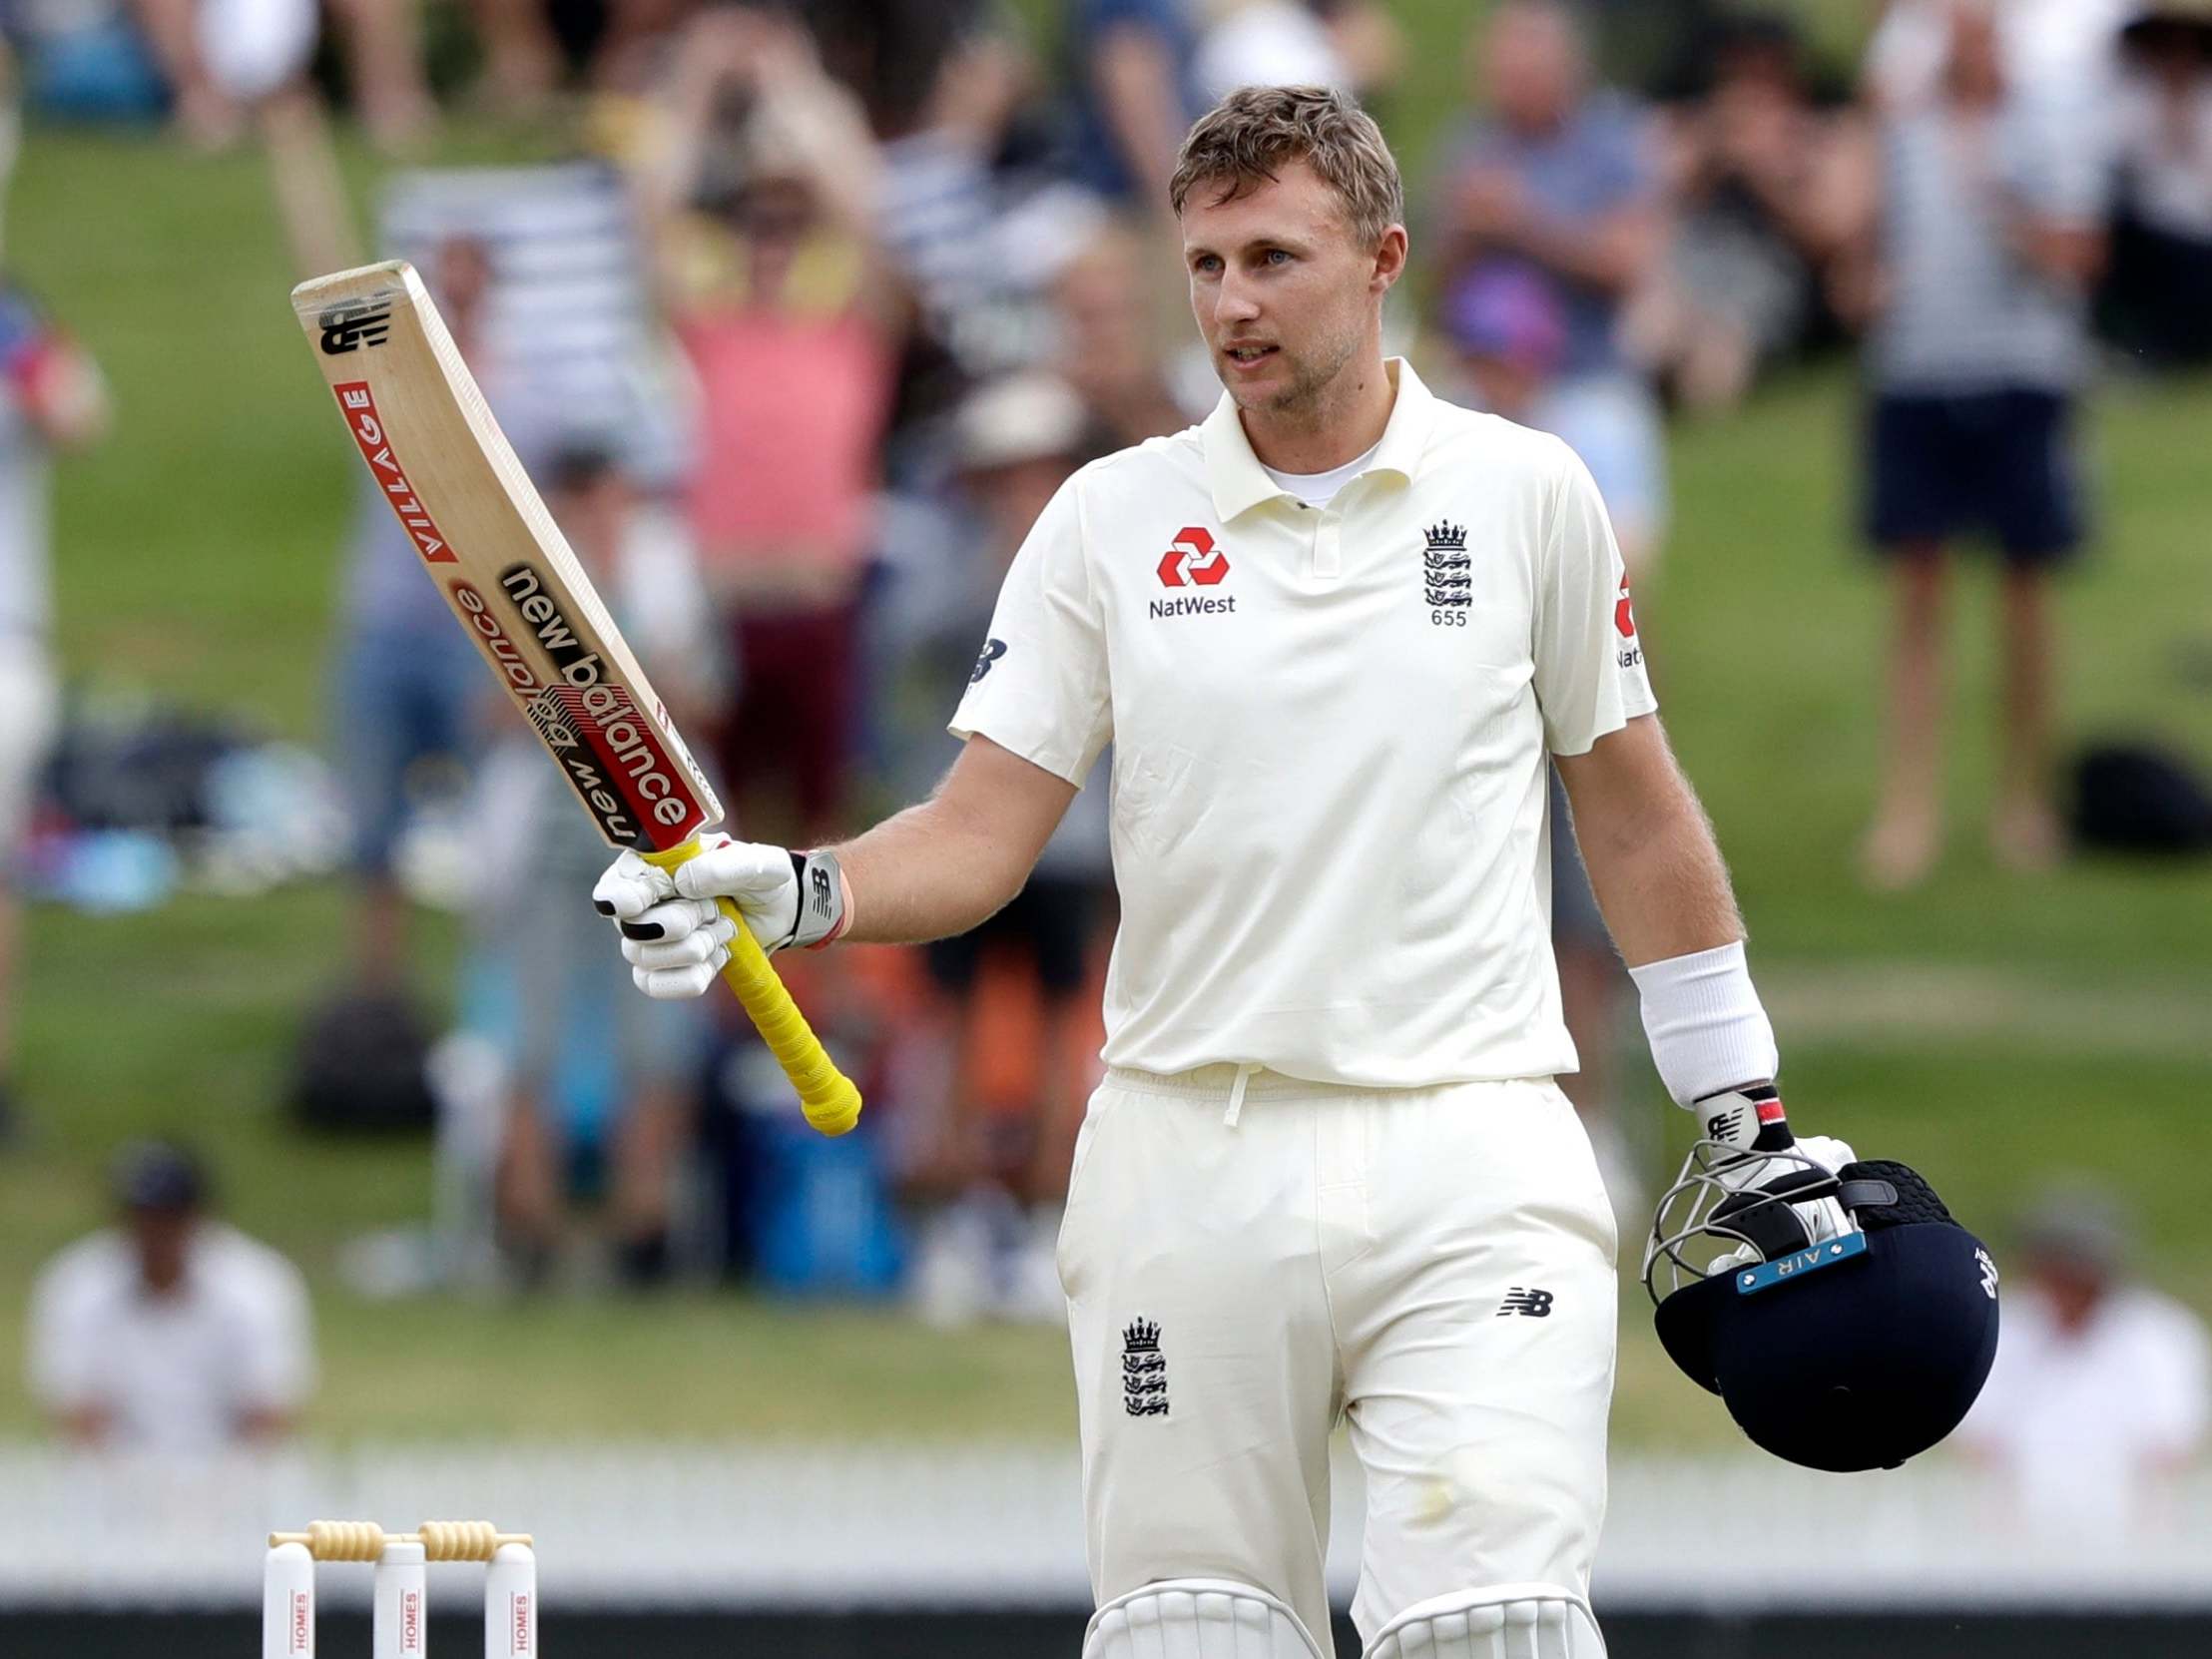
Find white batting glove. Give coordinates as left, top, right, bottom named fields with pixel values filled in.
left=1695, top=1086, right=1859, bottom=1264
left=591, top=835, right=849, bottom=1000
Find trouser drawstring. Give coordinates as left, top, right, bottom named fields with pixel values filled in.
left=1224, top=1063, right=1258, bottom=1128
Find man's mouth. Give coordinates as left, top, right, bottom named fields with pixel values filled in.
left=1225, top=343, right=1278, bottom=364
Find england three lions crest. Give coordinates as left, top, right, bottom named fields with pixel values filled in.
left=1424, top=521, right=1471, bottom=620
left=1121, top=1318, right=1169, bottom=1417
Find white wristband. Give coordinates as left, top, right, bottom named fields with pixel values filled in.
left=1627, top=939, right=1779, bottom=1107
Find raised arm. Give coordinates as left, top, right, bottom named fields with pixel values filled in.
left=833, top=736, right=1079, bottom=944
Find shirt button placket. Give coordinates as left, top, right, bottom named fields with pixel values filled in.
left=1314, top=512, right=1342, bottom=580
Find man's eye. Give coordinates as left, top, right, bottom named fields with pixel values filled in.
left=1194, top=256, right=1221, bottom=275
left=1265, top=250, right=1293, bottom=266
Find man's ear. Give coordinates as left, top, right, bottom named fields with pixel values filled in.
left=1373, top=225, right=1410, bottom=294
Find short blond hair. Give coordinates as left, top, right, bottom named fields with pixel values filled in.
left=1168, top=85, right=1405, bottom=250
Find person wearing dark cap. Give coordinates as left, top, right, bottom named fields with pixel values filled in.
left=1956, top=1182, right=2209, bottom=1539
left=24, top=1141, right=314, bottom=1448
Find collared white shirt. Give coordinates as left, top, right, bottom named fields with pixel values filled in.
left=25, top=1222, right=315, bottom=1448
left=950, top=360, right=1656, bottom=1088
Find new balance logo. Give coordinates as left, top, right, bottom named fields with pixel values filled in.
left=1122, top=1318, right=1168, bottom=1416
left=1495, top=1287, right=1554, bottom=1318
left=809, top=865, right=832, bottom=920
left=969, top=638, right=1006, bottom=684
left=1705, top=1106, right=1746, bottom=1144
left=317, top=301, right=393, bottom=354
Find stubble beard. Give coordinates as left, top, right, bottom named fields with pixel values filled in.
left=1234, top=320, right=1361, bottom=423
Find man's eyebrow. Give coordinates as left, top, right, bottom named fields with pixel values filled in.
left=1184, top=232, right=1317, bottom=260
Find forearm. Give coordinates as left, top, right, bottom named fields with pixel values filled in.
left=1571, top=764, right=1744, bottom=968
left=1559, top=719, right=1779, bottom=1102
left=830, top=791, right=1031, bottom=946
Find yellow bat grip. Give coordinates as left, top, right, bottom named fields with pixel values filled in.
left=641, top=841, right=862, bottom=1137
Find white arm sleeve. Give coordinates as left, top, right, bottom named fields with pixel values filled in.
left=946, top=475, right=1113, bottom=785
left=230, top=1248, right=317, bottom=1414
left=24, top=1246, right=105, bottom=1411
left=1532, top=444, right=1658, bottom=757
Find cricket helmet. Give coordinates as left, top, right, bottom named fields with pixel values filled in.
left=1643, top=1144, right=2000, bottom=1472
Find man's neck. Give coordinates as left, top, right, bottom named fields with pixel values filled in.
left=1240, top=352, right=1396, bottom=475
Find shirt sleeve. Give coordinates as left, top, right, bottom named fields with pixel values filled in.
left=2138, top=1300, right=2212, bottom=1458
left=946, top=475, right=1113, bottom=786
left=23, top=1247, right=103, bottom=1411
left=1532, top=442, right=1657, bottom=756
left=229, top=1247, right=317, bottom=1415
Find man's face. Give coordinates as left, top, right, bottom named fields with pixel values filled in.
left=1182, top=159, right=1398, bottom=418
left=1481, top=6, right=1581, bottom=134
left=129, top=1208, right=194, bottom=1295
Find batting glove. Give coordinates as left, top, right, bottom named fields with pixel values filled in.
left=1695, top=1085, right=1859, bottom=1264
left=591, top=835, right=849, bottom=999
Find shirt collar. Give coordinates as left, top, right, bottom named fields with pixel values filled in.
left=1201, top=357, right=1435, bottom=523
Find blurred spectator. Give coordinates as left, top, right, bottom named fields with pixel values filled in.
left=1959, top=1185, right=2209, bottom=1539
left=1867, top=0, right=2128, bottom=113
left=1852, top=0, right=2108, bottom=889
left=330, top=236, right=550, bottom=987
left=1630, top=13, right=1872, bottom=412
left=1055, top=222, right=1208, bottom=449
left=1430, top=0, right=1668, bottom=561
left=873, top=5, right=1107, bottom=393
left=1192, top=0, right=1403, bottom=104
left=644, top=6, right=897, bottom=843
left=479, top=445, right=721, bottom=1290
left=886, top=373, right=1111, bottom=1325
left=2102, top=0, right=2212, bottom=366
left=25, top=1141, right=314, bottom=1447
left=119, top=0, right=365, bottom=276
left=462, top=0, right=564, bottom=110
left=128, top=0, right=433, bottom=152
left=1067, top=0, right=1205, bottom=212
left=0, top=279, right=108, bottom=1146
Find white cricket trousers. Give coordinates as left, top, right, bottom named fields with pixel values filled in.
left=1058, top=1065, right=1618, bottom=1649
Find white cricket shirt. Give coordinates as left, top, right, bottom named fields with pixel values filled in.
left=949, top=360, right=1656, bottom=1087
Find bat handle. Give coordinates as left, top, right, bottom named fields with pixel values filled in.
left=640, top=842, right=863, bottom=1137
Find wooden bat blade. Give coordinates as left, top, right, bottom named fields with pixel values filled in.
left=288, top=260, right=860, bottom=1136
left=288, top=260, right=719, bottom=853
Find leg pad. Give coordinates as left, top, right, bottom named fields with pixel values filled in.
left=1086, top=1577, right=1330, bottom=1659
left=1361, top=1583, right=1603, bottom=1659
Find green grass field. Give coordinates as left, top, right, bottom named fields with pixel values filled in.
left=0, top=79, right=2207, bottom=1445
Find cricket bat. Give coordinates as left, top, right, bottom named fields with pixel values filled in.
left=289, top=260, right=860, bottom=1137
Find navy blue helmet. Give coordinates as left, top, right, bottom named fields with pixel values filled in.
left=1644, top=1145, right=2000, bottom=1472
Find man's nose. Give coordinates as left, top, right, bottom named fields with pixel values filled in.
left=1213, top=273, right=1262, bottom=325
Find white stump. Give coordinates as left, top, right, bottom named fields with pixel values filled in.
left=374, top=1536, right=429, bottom=1658
left=483, top=1540, right=537, bottom=1658
left=263, top=1540, right=316, bottom=1659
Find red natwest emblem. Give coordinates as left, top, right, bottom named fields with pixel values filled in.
left=1615, top=576, right=1637, bottom=639
left=1158, top=527, right=1229, bottom=588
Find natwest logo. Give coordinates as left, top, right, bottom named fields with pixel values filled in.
left=1157, top=527, right=1229, bottom=588
left=1615, top=575, right=1637, bottom=639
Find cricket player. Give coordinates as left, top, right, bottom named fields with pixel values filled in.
left=594, top=87, right=1852, bottom=1659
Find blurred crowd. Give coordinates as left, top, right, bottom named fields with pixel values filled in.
left=3, top=0, right=2209, bottom=1499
